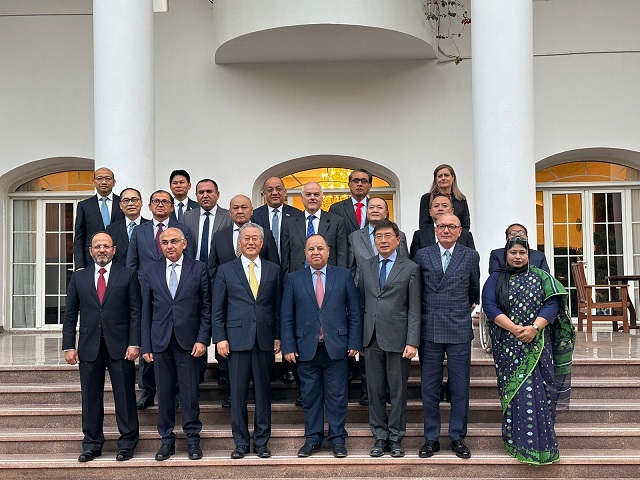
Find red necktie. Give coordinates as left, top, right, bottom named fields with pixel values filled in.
left=315, top=271, right=324, bottom=340
left=97, top=267, right=106, bottom=304
left=355, top=202, right=363, bottom=228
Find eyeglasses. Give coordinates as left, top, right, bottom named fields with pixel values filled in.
left=151, top=199, right=172, bottom=206
left=91, top=244, right=114, bottom=250
left=435, top=224, right=460, bottom=231
left=373, top=233, right=397, bottom=240
left=121, top=197, right=140, bottom=205
left=160, top=239, right=184, bottom=246
left=508, top=230, right=527, bottom=238
left=350, top=178, right=370, bottom=184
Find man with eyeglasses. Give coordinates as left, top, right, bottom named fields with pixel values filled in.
left=414, top=213, right=480, bottom=460
left=140, top=228, right=211, bottom=461
left=106, top=188, right=150, bottom=265
left=73, top=167, right=125, bottom=270
left=127, top=190, right=195, bottom=410
left=488, top=223, right=550, bottom=274
left=63, top=232, right=141, bottom=462
left=329, top=169, right=373, bottom=237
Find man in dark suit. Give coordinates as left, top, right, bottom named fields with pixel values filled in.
left=281, top=234, right=362, bottom=458
left=63, top=232, right=140, bottom=462
left=169, top=169, right=199, bottom=223
left=140, top=227, right=211, bottom=461
left=212, top=223, right=281, bottom=459
left=73, top=167, right=125, bottom=270
left=106, top=188, right=149, bottom=265
left=328, top=168, right=372, bottom=237
left=127, top=189, right=195, bottom=409
left=281, top=182, right=348, bottom=275
left=358, top=220, right=421, bottom=458
left=488, top=223, right=550, bottom=274
left=410, top=193, right=476, bottom=260
left=414, top=213, right=480, bottom=460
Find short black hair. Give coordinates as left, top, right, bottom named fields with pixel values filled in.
left=119, top=187, right=142, bottom=199
left=169, top=169, right=191, bottom=184
left=195, top=178, right=219, bottom=191
left=149, top=189, right=174, bottom=203
left=349, top=168, right=373, bottom=184
left=373, top=219, right=400, bottom=238
left=505, top=223, right=528, bottom=237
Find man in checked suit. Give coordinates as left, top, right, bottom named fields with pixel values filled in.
left=358, top=219, right=420, bottom=458
left=73, top=167, right=125, bottom=270
left=328, top=168, right=372, bottom=237
left=414, top=213, right=480, bottom=460
left=106, top=188, right=149, bottom=265
left=212, top=223, right=281, bottom=459
left=63, top=232, right=140, bottom=463
left=140, top=227, right=211, bottom=461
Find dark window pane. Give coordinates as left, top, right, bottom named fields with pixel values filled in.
left=593, top=256, right=609, bottom=285
left=608, top=193, right=622, bottom=222
left=592, top=193, right=606, bottom=223
left=45, top=204, right=59, bottom=231
left=62, top=203, right=74, bottom=231
left=61, top=233, right=74, bottom=263
left=45, top=266, right=59, bottom=295
left=609, top=255, right=624, bottom=277
left=569, top=289, right=578, bottom=319
left=554, top=257, right=569, bottom=286
left=608, top=224, right=623, bottom=255
left=593, top=224, right=607, bottom=255
left=45, top=233, right=60, bottom=263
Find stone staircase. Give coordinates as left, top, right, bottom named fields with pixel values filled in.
left=0, top=344, right=639, bottom=479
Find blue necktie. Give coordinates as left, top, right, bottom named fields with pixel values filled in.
left=379, top=258, right=390, bottom=290
left=306, top=215, right=316, bottom=238
left=177, top=202, right=184, bottom=223
left=272, top=208, right=280, bottom=256
left=100, top=197, right=110, bottom=227
left=199, top=212, right=210, bottom=264
left=443, top=250, right=451, bottom=272
left=169, top=263, right=178, bottom=298
left=127, top=221, right=135, bottom=239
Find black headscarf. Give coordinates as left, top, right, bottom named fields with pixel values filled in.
left=495, top=237, right=530, bottom=315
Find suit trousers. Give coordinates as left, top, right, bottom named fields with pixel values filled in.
left=365, top=334, right=411, bottom=443
left=297, top=343, right=348, bottom=446
left=154, top=334, right=202, bottom=444
left=79, top=337, right=139, bottom=451
left=228, top=346, right=273, bottom=447
left=419, top=340, right=471, bottom=441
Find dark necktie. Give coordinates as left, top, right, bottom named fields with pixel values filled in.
left=200, top=212, right=210, bottom=264
left=155, top=223, right=164, bottom=256
left=379, top=258, right=390, bottom=290
left=177, top=202, right=184, bottom=223
left=355, top=202, right=364, bottom=228
left=306, top=215, right=315, bottom=238
left=272, top=208, right=280, bottom=256
left=97, top=267, right=107, bottom=303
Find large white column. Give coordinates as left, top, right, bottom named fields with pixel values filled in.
left=472, top=1, right=536, bottom=274
left=94, top=0, right=155, bottom=201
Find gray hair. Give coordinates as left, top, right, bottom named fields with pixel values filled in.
left=238, top=222, right=264, bottom=239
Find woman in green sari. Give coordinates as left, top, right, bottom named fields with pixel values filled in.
left=481, top=237, right=575, bottom=465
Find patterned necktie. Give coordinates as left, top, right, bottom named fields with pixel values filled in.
left=97, top=267, right=107, bottom=303
left=169, top=263, right=178, bottom=298
left=100, top=197, right=110, bottom=227
left=234, top=228, right=241, bottom=257
left=272, top=209, right=280, bottom=256
left=379, top=258, right=390, bottom=290
left=355, top=202, right=364, bottom=228
left=249, top=261, right=259, bottom=299
left=200, top=212, right=210, bottom=264
left=315, top=271, right=324, bottom=340
left=443, top=250, right=451, bottom=272
left=155, top=223, right=164, bottom=256
left=127, top=221, right=135, bottom=239
left=306, top=215, right=316, bottom=238
left=177, top=202, right=184, bottom=223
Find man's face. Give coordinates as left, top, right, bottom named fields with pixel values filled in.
left=301, top=183, right=323, bottom=214
left=435, top=213, right=462, bottom=249
left=374, top=227, right=400, bottom=258
left=262, top=177, right=286, bottom=208
left=149, top=192, right=174, bottom=221
left=429, top=197, right=453, bottom=221
left=160, top=228, right=187, bottom=262
left=93, top=168, right=116, bottom=196
left=230, top=196, right=253, bottom=226
left=119, top=189, right=142, bottom=220
left=90, top=233, right=116, bottom=267
left=506, top=224, right=527, bottom=240
left=196, top=181, right=220, bottom=211
left=367, top=198, right=388, bottom=224
left=305, top=235, right=330, bottom=270
left=349, top=171, right=371, bottom=200
left=170, top=175, right=191, bottom=200
left=239, top=227, right=264, bottom=261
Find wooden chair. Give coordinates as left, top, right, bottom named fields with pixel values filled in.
left=571, top=261, right=629, bottom=333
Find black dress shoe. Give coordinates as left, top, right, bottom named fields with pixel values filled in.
left=136, top=394, right=154, bottom=410
left=222, top=395, right=231, bottom=408
left=451, top=439, right=471, bottom=459
left=295, top=395, right=303, bottom=407
left=78, top=449, right=102, bottom=462
left=282, top=370, right=296, bottom=384
left=359, top=394, right=369, bottom=406
left=254, top=444, right=272, bottom=458
left=115, top=449, right=134, bottom=461
left=155, top=443, right=175, bottom=461
left=217, top=375, right=228, bottom=385
left=332, top=443, right=348, bottom=458
left=369, top=439, right=387, bottom=457
left=231, top=445, right=249, bottom=459
left=297, top=443, right=321, bottom=457
left=418, top=440, right=440, bottom=458
left=188, top=443, right=203, bottom=460
left=389, top=441, right=405, bottom=458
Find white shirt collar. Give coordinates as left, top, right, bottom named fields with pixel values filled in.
left=166, top=254, right=184, bottom=268
left=241, top=255, right=261, bottom=269
left=201, top=205, right=217, bottom=216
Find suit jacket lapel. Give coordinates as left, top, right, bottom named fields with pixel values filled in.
left=322, top=266, right=336, bottom=309
left=101, top=263, right=121, bottom=304
left=303, top=268, right=318, bottom=308
left=360, top=229, right=375, bottom=257
left=295, top=214, right=307, bottom=244
left=232, top=259, right=254, bottom=300
left=82, top=266, right=101, bottom=305
left=254, top=261, right=270, bottom=301
left=318, top=212, right=330, bottom=237
left=443, top=245, right=464, bottom=279
left=369, top=257, right=382, bottom=294
left=110, top=194, right=120, bottom=222
left=383, top=256, right=404, bottom=290
left=344, top=201, right=359, bottom=231
left=144, top=223, right=162, bottom=261
left=87, top=195, right=106, bottom=230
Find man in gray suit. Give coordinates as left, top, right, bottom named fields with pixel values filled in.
left=358, top=219, right=420, bottom=458
left=414, top=213, right=480, bottom=460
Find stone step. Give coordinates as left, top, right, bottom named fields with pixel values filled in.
left=1, top=399, right=639, bottom=429
left=0, top=449, right=639, bottom=479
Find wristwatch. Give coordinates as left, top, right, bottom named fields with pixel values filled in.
left=532, top=324, right=540, bottom=332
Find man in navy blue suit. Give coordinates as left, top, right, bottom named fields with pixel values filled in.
left=281, top=234, right=362, bottom=458
left=488, top=223, right=550, bottom=274
left=140, top=227, right=211, bottom=462
left=414, top=213, right=480, bottom=460
left=213, top=223, right=281, bottom=459
left=169, top=169, right=199, bottom=223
